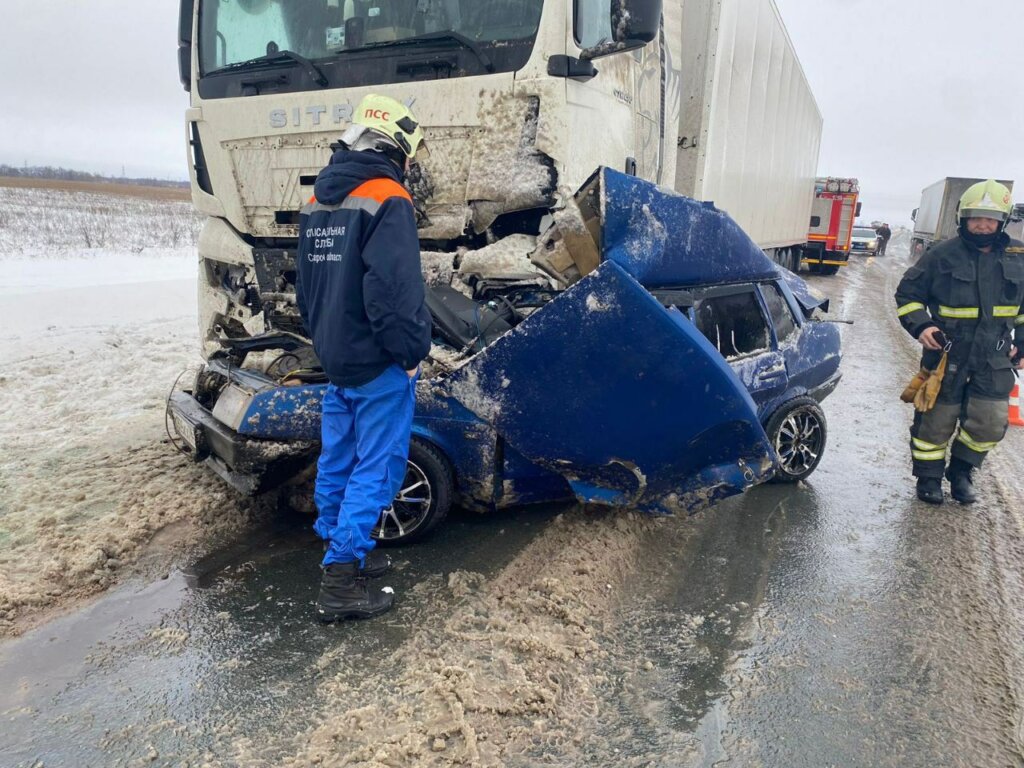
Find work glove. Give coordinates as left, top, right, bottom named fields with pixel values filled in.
left=912, top=351, right=948, bottom=413
left=900, top=369, right=929, bottom=403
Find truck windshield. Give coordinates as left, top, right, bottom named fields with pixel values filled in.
left=198, top=0, right=544, bottom=75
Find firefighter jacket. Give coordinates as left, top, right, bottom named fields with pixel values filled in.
left=296, top=150, right=432, bottom=387
left=895, top=233, right=1024, bottom=372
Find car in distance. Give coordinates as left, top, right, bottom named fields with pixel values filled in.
left=850, top=226, right=879, bottom=255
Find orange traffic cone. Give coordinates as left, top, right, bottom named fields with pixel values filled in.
left=1010, top=384, right=1024, bottom=427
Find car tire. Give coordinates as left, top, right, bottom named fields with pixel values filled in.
left=372, top=437, right=454, bottom=546
left=766, top=397, right=827, bottom=483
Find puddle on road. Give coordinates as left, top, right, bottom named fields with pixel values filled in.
left=0, top=504, right=562, bottom=767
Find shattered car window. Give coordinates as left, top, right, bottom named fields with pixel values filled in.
left=760, top=283, right=797, bottom=344
left=693, top=289, right=770, bottom=359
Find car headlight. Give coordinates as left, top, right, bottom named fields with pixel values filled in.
left=212, top=383, right=255, bottom=430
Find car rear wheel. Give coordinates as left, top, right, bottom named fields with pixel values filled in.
left=372, top=437, right=454, bottom=545
left=766, top=397, right=827, bottom=483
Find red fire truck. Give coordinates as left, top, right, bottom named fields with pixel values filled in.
left=802, top=177, right=861, bottom=275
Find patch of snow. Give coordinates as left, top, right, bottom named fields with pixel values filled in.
left=2, top=250, right=195, bottom=296
left=447, top=365, right=502, bottom=423
left=0, top=185, right=202, bottom=255
left=0, top=190, right=271, bottom=633
left=457, top=234, right=540, bottom=280
left=419, top=250, right=456, bottom=287
left=586, top=292, right=612, bottom=312
left=624, top=203, right=669, bottom=265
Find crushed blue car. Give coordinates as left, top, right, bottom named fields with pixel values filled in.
left=168, top=167, right=841, bottom=542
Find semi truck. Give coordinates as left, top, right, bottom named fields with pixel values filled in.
left=176, top=0, right=822, bottom=361
left=911, top=177, right=1014, bottom=257
left=169, top=0, right=835, bottom=524
left=802, top=176, right=860, bottom=275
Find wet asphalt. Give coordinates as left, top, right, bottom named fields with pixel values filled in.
left=3, top=244, right=1024, bottom=767
left=0, top=505, right=564, bottom=767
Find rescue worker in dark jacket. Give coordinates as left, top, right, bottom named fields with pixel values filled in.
left=895, top=180, right=1024, bottom=504
left=876, top=223, right=892, bottom=256
left=295, top=94, right=431, bottom=621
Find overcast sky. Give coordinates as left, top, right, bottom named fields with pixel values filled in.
left=775, top=0, right=1024, bottom=225
left=0, top=1, right=188, bottom=180
left=2, top=0, right=1022, bottom=225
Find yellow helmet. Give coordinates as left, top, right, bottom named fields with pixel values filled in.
left=352, top=94, right=428, bottom=160
left=958, top=179, right=1013, bottom=224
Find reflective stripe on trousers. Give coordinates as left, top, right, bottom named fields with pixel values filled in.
left=909, top=366, right=1013, bottom=477
left=911, top=436, right=947, bottom=462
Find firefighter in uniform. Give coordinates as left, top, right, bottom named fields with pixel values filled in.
left=895, top=180, right=1024, bottom=504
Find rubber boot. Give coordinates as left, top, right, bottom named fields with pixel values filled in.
left=321, top=541, right=391, bottom=578
left=916, top=476, right=944, bottom=505
left=946, top=459, right=978, bottom=504
left=316, top=562, right=394, bottom=622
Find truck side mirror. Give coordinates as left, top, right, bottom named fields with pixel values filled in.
left=179, top=0, right=194, bottom=91
left=612, top=0, right=663, bottom=46
left=855, top=202, right=862, bottom=217
left=911, top=208, right=918, bottom=222
left=581, top=0, right=663, bottom=60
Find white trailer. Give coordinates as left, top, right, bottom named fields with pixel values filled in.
left=911, top=177, right=1014, bottom=257
left=177, top=0, right=822, bottom=354
left=675, top=0, right=822, bottom=265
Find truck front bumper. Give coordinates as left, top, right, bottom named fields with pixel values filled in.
left=802, top=253, right=850, bottom=267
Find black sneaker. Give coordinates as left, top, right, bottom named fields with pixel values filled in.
left=320, top=542, right=392, bottom=578
left=316, top=562, right=394, bottom=623
left=916, top=477, right=944, bottom=505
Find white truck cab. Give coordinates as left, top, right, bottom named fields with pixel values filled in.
left=177, top=0, right=820, bottom=357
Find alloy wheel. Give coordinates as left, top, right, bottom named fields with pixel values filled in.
left=373, top=461, right=433, bottom=541
left=775, top=408, right=824, bottom=478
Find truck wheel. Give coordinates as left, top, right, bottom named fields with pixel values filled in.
left=817, top=264, right=840, bottom=276
left=372, top=437, right=454, bottom=545
left=766, top=397, right=827, bottom=483
left=788, top=250, right=801, bottom=273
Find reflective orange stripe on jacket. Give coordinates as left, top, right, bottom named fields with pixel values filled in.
left=349, top=178, right=412, bottom=204
left=307, top=178, right=411, bottom=207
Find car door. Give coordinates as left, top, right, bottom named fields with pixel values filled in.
left=439, top=260, right=776, bottom=512
left=691, top=284, right=790, bottom=416
left=764, top=277, right=841, bottom=401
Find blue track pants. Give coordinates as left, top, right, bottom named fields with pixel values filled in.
left=314, top=364, right=417, bottom=567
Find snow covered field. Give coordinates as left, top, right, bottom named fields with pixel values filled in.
left=0, top=184, right=201, bottom=255
left=0, top=184, right=264, bottom=635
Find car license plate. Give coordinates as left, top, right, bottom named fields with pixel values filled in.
left=171, top=411, right=199, bottom=453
